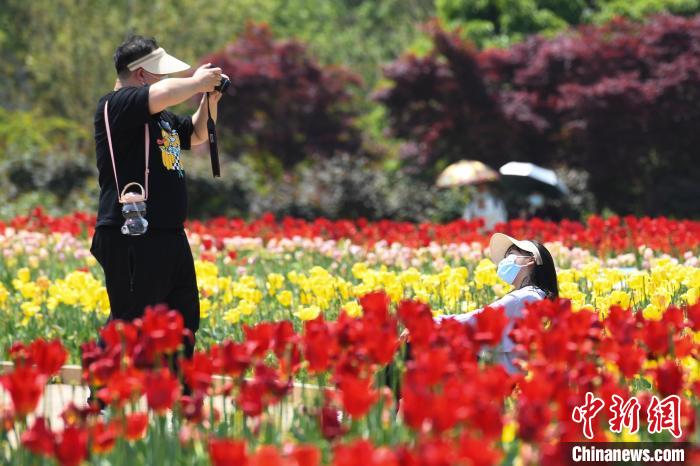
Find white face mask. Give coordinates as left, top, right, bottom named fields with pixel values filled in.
left=496, top=254, right=531, bottom=284
left=497, top=255, right=521, bottom=284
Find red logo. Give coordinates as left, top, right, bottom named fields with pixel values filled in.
left=572, top=392, right=682, bottom=439
left=572, top=392, right=605, bottom=439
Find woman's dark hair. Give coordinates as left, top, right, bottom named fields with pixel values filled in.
left=114, top=35, right=158, bottom=77
left=512, top=240, right=559, bottom=300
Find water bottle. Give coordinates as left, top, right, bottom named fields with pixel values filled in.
left=119, top=183, right=148, bottom=236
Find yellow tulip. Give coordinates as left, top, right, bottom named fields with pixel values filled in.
left=501, top=421, right=517, bottom=443
left=224, top=308, right=241, bottom=324
left=343, top=301, right=362, bottom=318
left=277, top=290, right=293, bottom=307
left=295, top=305, right=321, bottom=321
left=642, top=304, right=663, bottom=321
left=199, top=298, right=212, bottom=319
left=17, top=267, right=31, bottom=283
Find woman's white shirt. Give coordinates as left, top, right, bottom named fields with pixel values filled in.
left=433, top=286, right=546, bottom=372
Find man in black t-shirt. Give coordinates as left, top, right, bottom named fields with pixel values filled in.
left=91, top=35, right=226, bottom=359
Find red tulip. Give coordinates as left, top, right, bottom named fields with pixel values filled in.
left=291, top=444, right=322, bottom=466
left=517, top=399, right=551, bottom=443
left=615, top=344, right=645, bottom=379
left=473, top=306, right=508, bottom=346
left=54, top=426, right=88, bottom=466
left=339, top=376, right=378, bottom=419
left=661, top=306, right=685, bottom=331
left=643, top=320, right=670, bottom=356
left=182, top=351, right=215, bottom=393
left=303, top=315, right=337, bottom=374
left=279, top=343, right=303, bottom=378
left=371, top=447, right=399, bottom=466
left=1, top=366, right=46, bottom=416
left=359, top=291, right=391, bottom=323
left=273, top=321, right=302, bottom=376
left=458, top=433, right=503, bottom=466
left=430, top=394, right=459, bottom=433
left=209, top=438, right=248, bottom=466
left=84, top=343, right=121, bottom=386
left=7, top=342, right=29, bottom=363
left=244, top=322, right=275, bottom=359
left=138, top=305, right=186, bottom=355
left=180, top=394, right=205, bottom=423
left=412, top=347, right=452, bottom=386
left=673, top=333, right=694, bottom=358
left=253, top=363, right=292, bottom=399
left=145, top=368, right=180, bottom=414
left=687, top=302, right=700, bottom=331
left=91, top=420, right=118, bottom=454
left=61, top=402, right=98, bottom=427
left=100, top=319, right=139, bottom=354
left=98, top=367, right=145, bottom=406
left=655, top=360, right=684, bottom=397
left=125, top=412, right=149, bottom=440
left=320, top=405, right=345, bottom=440
left=333, top=439, right=374, bottom=466
left=397, top=300, right=435, bottom=347
left=413, top=437, right=458, bottom=466
left=366, top=323, right=399, bottom=365
left=21, top=417, right=55, bottom=457
left=238, top=380, right=264, bottom=417
left=401, top=381, right=432, bottom=430
left=80, top=341, right=101, bottom=371
left=604, top=305, right=640, bottom=345
left=213, top=340, right=251, bottom=377
left=28, top=339, right=68, bottom=376
left=250, top=445, right=284, bottom=466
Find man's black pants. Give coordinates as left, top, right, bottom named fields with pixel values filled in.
left=90, top=226, right=200, bottom=358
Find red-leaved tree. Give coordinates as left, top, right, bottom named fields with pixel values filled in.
left=376, top=16, right=700, bottom=216
left=202, top=23, right=363, bottom=169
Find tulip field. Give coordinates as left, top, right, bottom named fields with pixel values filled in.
left=1, top=210, right=700, bottom=465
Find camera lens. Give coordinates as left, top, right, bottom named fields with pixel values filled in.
left=215, top=77, right=230, bottom=94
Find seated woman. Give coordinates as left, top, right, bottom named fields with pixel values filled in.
left=434, top=233, right=559, bottom=373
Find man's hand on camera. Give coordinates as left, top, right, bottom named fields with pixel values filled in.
left=193, top=63, right=222, bottom=93
left=207, top=74, right=229, bottom=106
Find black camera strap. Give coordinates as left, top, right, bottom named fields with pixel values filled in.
left=206, top=92, right=220, bottom=177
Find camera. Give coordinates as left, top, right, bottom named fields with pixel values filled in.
left=214, top=76, right=230, bottom=94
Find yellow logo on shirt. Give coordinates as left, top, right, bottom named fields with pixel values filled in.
left=156, top=119, right=184, bottom=177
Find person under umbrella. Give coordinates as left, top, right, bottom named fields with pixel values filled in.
left=435, top=160, right=507, bottom=230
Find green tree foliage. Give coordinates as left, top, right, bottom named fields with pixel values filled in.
left=0, top=0, right=265, bottom=124
left=377, top=15, right=700, bottom=217
left=205, top=23, right=363, bottom=169
left=436, top=0, right=700, bottom=48
left=0, top=0, right=433, bottom=126
left=0, top=108, right=89, bottom=159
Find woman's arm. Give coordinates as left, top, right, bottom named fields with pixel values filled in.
left=433, top=293, right=518, bottom=325
left=433, top=308, right=482, bottom=324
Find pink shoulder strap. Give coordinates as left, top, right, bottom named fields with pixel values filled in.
left=103, top=99, right=150, bottom=201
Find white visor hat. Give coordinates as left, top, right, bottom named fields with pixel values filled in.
left=127, top=47, right=190, bottom=75
left=489, top=232, right=543, bottom=265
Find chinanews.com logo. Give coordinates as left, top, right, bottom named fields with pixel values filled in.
left=565, top=392, right=688, bottom=465
left=568, top=444, right=686, bottom=464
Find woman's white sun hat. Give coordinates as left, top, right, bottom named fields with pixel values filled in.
left=489, top=232, right=543, bottom=265
left=127, top=47, right=190, bottom=75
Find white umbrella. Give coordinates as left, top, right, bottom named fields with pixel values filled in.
left=498, top=162, right=568, bottom=195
